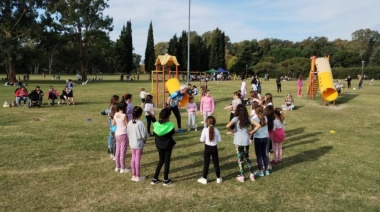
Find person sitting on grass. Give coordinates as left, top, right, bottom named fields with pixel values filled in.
left=281, top=93, right=295, bottom=111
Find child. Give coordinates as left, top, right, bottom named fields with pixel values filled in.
left=127, top=106, right=148, bottom=181
left=198, top=116, right=222, bottom=184
left=271, top=108, right=285, bottom=164
left=251, top=105, right=270, bottom=177
left=112, top=102, right=130, bottom=174
left=224, top=91, right=242, bottom=122
left=226, top=104, right=254, bottom=182
left=263, top=93, right=273, bottom=109
left=123, top=94, right=133, bottom=121
left=144, top=94, right=156, bottom=136
left=109, top=103, right=118, bottom=159
left=186, top=96, right=197, bottom=131
left=200, top=90, right=214, bottom=128
left=151, top=108, right=176, bottom=186
left=101, top=95, right=120, bottom=115
left=192, top=85, right=199, bottom=95
left=281, top=93, right=295, bottom=111
left=140, top=88, right=147, bottom=106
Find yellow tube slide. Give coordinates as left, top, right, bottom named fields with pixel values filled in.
left=165, top=78, right=189, bottom=107
left=315, top=58, right=338, bottom=101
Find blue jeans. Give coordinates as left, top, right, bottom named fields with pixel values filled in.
left=16, top=97, right=28, bottom=106
left=108, top=119, right=113, bottom=149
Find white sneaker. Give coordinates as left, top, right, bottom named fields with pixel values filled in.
left=200, top=121, right=204, bottom=124
left=135, top=176, right=146, bottom=181
left=194, top=128, right=197, bottom=131
left=120, top=168, right=130, bottom=174
left=197, top=177, right=207, bottom=184
left=227, top=131, right=232, bottom=134
left=187, top=129, right=191, bottom=132
left=115, top=167, right=120, bottom=172
left=216, top=177, right=223, bottom=183
left=131, top=176, right=137, bottom=181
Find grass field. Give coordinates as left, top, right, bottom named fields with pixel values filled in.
left=0, top=74, right=379, bottom=211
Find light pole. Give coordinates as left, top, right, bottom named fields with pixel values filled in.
left=186, top=0, right=191, bottom=84
left=361, top=61, right=364, bottom=78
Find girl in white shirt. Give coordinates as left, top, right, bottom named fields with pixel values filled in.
left=197, top=116, right=222, bottom=184
left=112, top=102, right=130, bottom=174
left=144, top=94, right=156, bottom=136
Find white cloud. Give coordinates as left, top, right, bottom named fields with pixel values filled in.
left=104, top=0, right=380, bottom=59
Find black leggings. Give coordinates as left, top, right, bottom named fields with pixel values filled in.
left=254, top=137, right=269, bottom=170
left=154, top=147, right=173, bottom=180
left=171, top=106, right=181, bottom=129
left=146, top=115, right=156, bottom=135
left=203, top=145, right=221, bottom=179
left=277, top=84, right=281, bottom=93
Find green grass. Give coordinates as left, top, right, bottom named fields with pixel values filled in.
left=0, top=75, right=379, bottom=211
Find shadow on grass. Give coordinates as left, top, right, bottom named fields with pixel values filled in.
left=336, top=93, right=358, bottom=104
left=283, top=138, right=320, bottom=150
left=270, top=145, right=333, bottom=173
left=287, top=132, right=323, bottom=143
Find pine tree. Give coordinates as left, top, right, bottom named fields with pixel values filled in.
left=145, top=21, right=155, bottom=78
left=125, top=21, right=134, bottom=74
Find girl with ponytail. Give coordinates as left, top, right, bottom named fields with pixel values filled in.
left=127, top=106, right=148, bottom=182
left=198, top=116, right=222, bottom=184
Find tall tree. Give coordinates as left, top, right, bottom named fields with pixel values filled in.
left=351, top=29, right=380, bottom=64
left=115, top=21, right=134, bottom=74
left=47, top=0, right=113, bottom=81
left=144, top=21, right=155, bottom=78
left=0, top=0, right=44, bottom=82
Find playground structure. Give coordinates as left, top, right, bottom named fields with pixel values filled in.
left=151, top=54, right=206, bottom=108
left=307, top=56, right=338, bottom=102
left=151, top=54, right=179, bottom=108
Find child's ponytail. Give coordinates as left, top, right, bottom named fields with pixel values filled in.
left=132, top=106, right=143, bottom=124
left=206, top=116, right=216, bottom=141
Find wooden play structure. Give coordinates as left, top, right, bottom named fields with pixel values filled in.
left=151, top=54, right=180, bottom=108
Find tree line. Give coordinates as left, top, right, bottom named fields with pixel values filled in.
left=1, top=0, right=379, bottom=82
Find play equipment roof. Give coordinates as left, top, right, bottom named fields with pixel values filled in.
left=155, top=53, right=180, bottom=66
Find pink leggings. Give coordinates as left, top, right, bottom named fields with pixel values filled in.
left=115, top=134, right=128, bottom=169
left=131, top=149, right=143, bottom=176
left=272, top=141, right=283, bottom=162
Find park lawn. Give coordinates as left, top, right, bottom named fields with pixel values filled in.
left=0, top=75, right=379, bottom=211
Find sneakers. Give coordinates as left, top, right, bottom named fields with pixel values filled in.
left=254, top=171, right=264, bottom=177
left=177, top=128, right=184, bottom=133
left=264, top=170, right=270, bottom=176
left=197, top=177, right=207, bottom=185
left=216, top=177, right=223, bottom=183
left=135, top=176, right=146, bottom=182
left=151, top=178, right=161, bottom=185
left=163, top=179, right=172, bottom=186
left=115, top=167, right=120, bottom=172
left=187, top=128, right=191, bottom=132
left=250, top=173, right=255, bottom=181
left=131, top=176, right=137, bottom=181
left=120, top=168, right=130, bottom=174
left=236, top=175, right=244, bottom=182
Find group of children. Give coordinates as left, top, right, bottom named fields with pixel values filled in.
left=102, top=85, right=286, bottom=186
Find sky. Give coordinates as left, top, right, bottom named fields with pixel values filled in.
left=103, top=0, right=380, bottom=60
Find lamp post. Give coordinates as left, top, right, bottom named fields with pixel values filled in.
left=361, top=60, right=364, bottom=78
left=186, top=0, right=191, bottom=84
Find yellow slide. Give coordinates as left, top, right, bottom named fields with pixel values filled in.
left=315, top=58, right=338, bottom=101
left=165, top=78, right=189, bottom=107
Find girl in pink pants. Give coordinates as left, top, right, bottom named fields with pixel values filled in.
left=271, top=108, right=285, bottom=164
left=127, top=106, right=148, bottom=181
left=113, top=102, right=130, bottom=173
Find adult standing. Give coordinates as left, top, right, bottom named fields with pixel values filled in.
left=346, top=75, right=352, bottom=88
left=276, top=76, right=282, bottom=93
left=358, top=75, right=363, bottom=90
left=297, top=75, right=303, bottom=97
left=240, top=78, right=247, bottom=100
left=167, top=84, right=189, bottom=133
left=66, top=79, right=75, bottom=105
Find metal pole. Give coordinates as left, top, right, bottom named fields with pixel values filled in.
left=187, top=0, right=191, bottom=84
left=361, top=61, right=364, bottom=78
left=246, top=65, right=247, bottom=78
